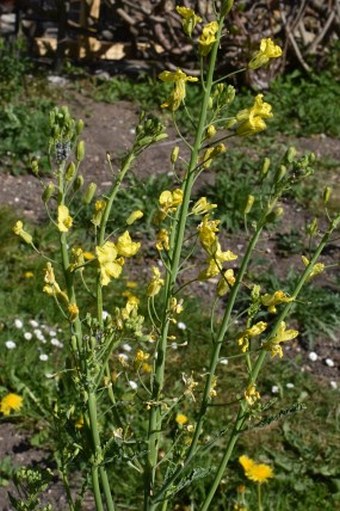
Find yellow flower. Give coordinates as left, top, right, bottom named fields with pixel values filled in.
left=249, top=38, right=282, bottom=70
left=192, top=197, right=217, bottom=215
left=147, top=267, right=164, bottom=297
left=91, top=199, right=106, bottom=227
left=135, top=349, right=150, bottom=364
left=261, top=290, right=294, bottom=314
left=199, top=21, right=219, bottom=56
left=262, top=321, right=298, bottom=358
left=217, top=268, right=236, bottom=296
left=13, top=220, right=33, bottom=244
left=75, top=416, right=84, bottom=429
left=57, top=205, right=73, bottom=232
left=116, top=231, right=141, bottom=257
left=0, top=393, right=23, bottom=416
left=239, top=455, right=274, bottom=484
left=121, top=294, right=140, bottom=320
left=236, top=94, right=273, bottom=137
left=301, top=256, right=325, bottom=280
left=175, top=413, right=189, bottom=426
left=197, top=215, right=220, bottom=252
left=126, top=209, right=144, bottom=225
left=244, top=384, right=260, bottom=406
left=200, top=243, right=238, bottom=279
left=176, top=6, right=202, bottom=37
left=237, top=321, right=267, bottom=352
left=96, top=241, right=124, bottom=286
left=68, top=303, right=79, bottom=321
left=158, top=188, right=183, bottom=219
left=201, top=143, right=226, bottom=169
left=159, top=68, right=198, bottom=111
left=24, top=271, right=34, bottom=279
left=156, top=228, right=170, bottom=251
left=43, top=262, right=68, bottom=303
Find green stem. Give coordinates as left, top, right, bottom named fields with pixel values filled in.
left=145, top=16, right=226, bottom=510
left=258, top=483, right=263, bottom=511
left=200, top=214, right=340, bottom=510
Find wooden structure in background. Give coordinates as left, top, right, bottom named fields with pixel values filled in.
left=0, top=0, right=339, bottom=77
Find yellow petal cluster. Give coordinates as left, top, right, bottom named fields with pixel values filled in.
left=156, top=228, right=170, bottom=251
left=176, top=6, right=202, bottom=37
left=116, top=231, right=141, bottom=257
left=244, top=384, right=260, bottom=406
left=159, top=189, right=183, bottom=218
left=96, top=241, right=124, bottom=286
left=262, top=321, right=298, bottom=358
left=261, top=290, right=294, bottom=313
left=249, top=38, right=282, bottom=70
left=126, top=209, right=144, bottom=225
left=237, top=321, right=267, bottom=352
left=91, top=199, right=106, bottom=227
left=13, top=220, right=33, bottom=244
left=43, top=262, right=68, bottom=303
left=301, top=256, right=325, bottom=280
left=159, top=68, right=198, bottom=111
left=175, top=412, right=189, bottom=426
left=57, top=205, right=73, bottom=232
left=147, top=267, right=165, bottom=297
left=191, top=197, right=217, bottom=215
left=202, top=143, right=226, bottom=169
left=236, top=94, right=273, bottom=136
left=217, top=268, right=236, bottom=296
left=239, top=455, right=274, bottom=484
left=0, top=393, right=23, bottom=416
left=198, top=21, right=219, bottom=56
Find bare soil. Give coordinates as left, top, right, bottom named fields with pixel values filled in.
left=0, top=93, right=339, bottom=510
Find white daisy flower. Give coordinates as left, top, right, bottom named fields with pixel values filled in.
left=5, top=340, right=16, bottom=349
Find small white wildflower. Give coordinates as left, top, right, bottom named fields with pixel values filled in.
left=128, top=380, right=138, bottom=390
left=102, top=310, right=110, bottom=320
left=271, top=385, right=279, bottom=394
left=325, top=358, right=335, bottom=368
left=171, top=342, right=178, bottom=350
left=5, top=340, right=16, bottom=349
left=24, top=332, right=33, bottom=340
left=286, top=383, right=294, bottom=389
left=177, top=321, right=187, bottom=331
left=219, top=358, right=229, bottom=365
left=29, top=320, right=39, bottom=328
left=51, top=338, right=63, bottom=348
left=308, top=352, right=318, bottom=362
left=48, top=330, right=57, bottom=337
left=122, top=343, right=132, bottom=352
left=14, top=319, right=23, bottom=329
left=330, top=381, right=337, bottom=390
left=39, top=354, right=49, bottom=361
left=33, top=328, right=42, bottom=337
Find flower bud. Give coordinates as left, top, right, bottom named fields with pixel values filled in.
left=244, top=194, right=255, bottom=214
left=65, top=161, right=76, bottom=181
left=83, top=182, right=97, bottom=204
left=42, top=182, right=55, bottom=203
left=31, top=158, right=39, bottom=176
left=323, top=186, right=332, bottom=205
left=261, top=157, right=271, bottom=177
left=307, top=217, right=318, bottom=237
left=76, top=140, right=85, bottom=162
left=221, top=0, right=234, bottom=16
left=206, top=125, right=217, bottom=138
left=76, top=119, right=84, bottom=135
left=171, top=146, right=180, bottom=164
left=286, top=146, right=297, bottom=163
left=73, top=175, right=84, bottom=191
left=275, top=165, right=286, bottom=183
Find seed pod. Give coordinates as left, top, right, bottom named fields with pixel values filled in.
left=76, top=140, right=85, bottom=162
left=42, top=183, right=55, bottom=203
left=83, top=183, right=97, bottom=204
left=65, top=161, right=76, bottom=181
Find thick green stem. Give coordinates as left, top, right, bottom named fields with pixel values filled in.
left=145, top=17, right=226, bottom=511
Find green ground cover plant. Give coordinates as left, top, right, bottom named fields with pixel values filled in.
left=0, top=2, right=339, bottom=511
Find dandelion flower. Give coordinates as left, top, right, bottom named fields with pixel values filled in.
left=0, top=393, right=23, bottom=416
left=239, top=455, right=273, bottom=484
left=175, top=413, right=189, bottom=426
